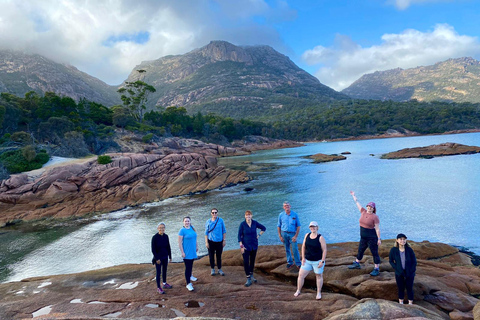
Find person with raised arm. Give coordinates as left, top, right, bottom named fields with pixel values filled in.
left=348, top=191, right=382, bottom=276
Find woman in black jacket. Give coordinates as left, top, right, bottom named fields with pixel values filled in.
left=389, top=233, right=417, bottom=304
left=151, top=222, right=173, bottom=294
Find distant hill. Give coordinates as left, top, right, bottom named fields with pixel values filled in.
left=342, top=57, right=480, bottom=103
left=124, top=41, right=348, bottom=118
left=0, top=50, right=120, bottom=106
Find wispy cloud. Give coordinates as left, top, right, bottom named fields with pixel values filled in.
left=302, top=24, right=480, bottom=91
left=387, top=0, right=453, bottom=10
left=0, top=0, right=295, bottom=85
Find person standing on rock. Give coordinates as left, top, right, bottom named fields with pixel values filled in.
left=238, top=210, right=266, bottom=287
left=294, top=221, right=327, bottom=300
left=151, top=222, right=173, bottom=294
left=277, top=201, right=301, bottom=270
left=205, top=208, right=227, bottom=276
left=178, top=216, right=198, bottom=291
left=348, top=191, right=382, bottom=276
left=389, top=233, right=417, bottom=304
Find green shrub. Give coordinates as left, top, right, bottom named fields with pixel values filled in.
left=22, top=145, right=36, bottom=162
left=142, top=133, right=154, bottom=143
left=0, top=148, right=49, bottom=173
left=35, top=152, right=50, bottom=163
left=97, top=155, right=112, bottom=164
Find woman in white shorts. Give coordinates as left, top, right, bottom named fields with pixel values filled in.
left=294, top=221, right=327, bottom=300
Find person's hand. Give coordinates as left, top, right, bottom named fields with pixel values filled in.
left=318, top=260, right=324, bottom=268
left=292, top=236, right=297, bottom=242
left=205, top=242, right=209, bottom=249
left=350, top=190, right=355, bottom=196
left=181, top=252, right=186, bottom=258
left=279, top=236, right=284, bottom=243
left=169, top=258, right=172, bottom=263
left=377, top=239, right=382, bottom=246
left=240, top=247, right=245, bottom=254
left=301, top=258, right=306, bottom=266
left=222, top=240, right=226, bottom=247
left=156, top=260, right=161, bottom=264
left=196, top=247, right=199, bottom=252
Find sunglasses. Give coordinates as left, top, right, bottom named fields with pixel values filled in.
left=211, top=211, right=218, bottom=214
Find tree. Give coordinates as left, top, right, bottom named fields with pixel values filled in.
left=117, top=70, right=156, bottom=122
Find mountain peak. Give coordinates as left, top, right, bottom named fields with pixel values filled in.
left=196, top=40, right=253, bottom=64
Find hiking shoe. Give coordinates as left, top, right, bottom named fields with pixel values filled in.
left=286, top=264, right=293, bottom=269
left=244, top=277, right=252, bottom=287
left=162, top=283, right=172, bottom=289
left=218, top=269, right=225, bottom=276
left=190, top=275, right=198, bottom=281
left=370, top=268, right=380, bottom=276
left=211, top=269, right=216, bottom=276
left=157, top=287, right=165, bottom=294
left=250, top=274, right=257, bottom=283
left=348, top=261, right=361, bottom=269
left=186, top=283, right=194, bottom=291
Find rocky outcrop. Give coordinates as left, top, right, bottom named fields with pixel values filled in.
left=0, top=153, right=249, bottom=225
left=381, top=142, right=480, bottom=159
left=307, top=153, right=347, bottom=163
left=0, top=241, right=478, bottom=319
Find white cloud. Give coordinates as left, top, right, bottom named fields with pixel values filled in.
left=302, top=24, right=480, bottom=91
left=0, top=0, right=294, bottom=85
left=387, top=0, right=453, bottom=10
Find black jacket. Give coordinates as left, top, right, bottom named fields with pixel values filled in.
left=151, top=233, right=172, bottom=262
left=389, top=246, right=417, bottom=277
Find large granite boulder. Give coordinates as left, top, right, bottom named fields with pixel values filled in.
left=381, top=143, right=480, bottom=159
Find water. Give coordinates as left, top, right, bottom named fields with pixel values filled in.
left=1, top=132, right=480, bottom=283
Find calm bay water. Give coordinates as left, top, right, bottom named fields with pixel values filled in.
left=1, top=132, right=480, bottom=283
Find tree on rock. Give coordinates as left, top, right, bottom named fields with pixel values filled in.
left=117, top=70, right=156, bottom=122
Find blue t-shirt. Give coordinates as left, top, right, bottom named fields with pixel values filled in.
left=179, top=227, right=197, bottom=259
left=238, top=220, right=266, bottom=251
left=205, top=217, right=226, bottom=242
left=277, top=210, right=301, bottom=233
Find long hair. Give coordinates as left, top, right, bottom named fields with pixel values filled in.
left=395, top=240, right=410, bottom=248
left=183, top=216, right=195, bottom=231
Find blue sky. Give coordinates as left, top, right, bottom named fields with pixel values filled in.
left=1, top=0, right=479, bottom=90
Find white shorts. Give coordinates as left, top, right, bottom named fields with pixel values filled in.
left=300, top=259, right=325, bottom=274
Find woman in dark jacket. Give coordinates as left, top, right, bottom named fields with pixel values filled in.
left=389, top=233, right=417, bottom=304
left=151, top=222, right=172, bottom=294
left=238, top=210, right=266, bottom=287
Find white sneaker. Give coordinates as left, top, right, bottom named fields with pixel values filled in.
left=190, top=275, right=198, bottom=281
left=186, top=283, right=194, bottom=291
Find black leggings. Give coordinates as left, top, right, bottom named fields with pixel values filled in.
left=395, top=273, right=415, bottom=300
left=242, top=249, right=257, bottom=276
left=155, top=258, right=168, bottom=288
left=357, top=237, right=381, bottom=264
left=208, top=240, right=224, bottom=269
left=183, top=259, right=194, bottom=284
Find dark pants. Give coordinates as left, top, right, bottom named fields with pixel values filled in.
left=208, top=240, right=223, bottom=269
left=183, top=259, right=194, bottom=284
left=155, top=257, right=168, bottom=288
left=242, top=249, right=257, bottom=276
left=395, top=272, right=415, bottom=300
left=357, top=237, right=381, bottom=264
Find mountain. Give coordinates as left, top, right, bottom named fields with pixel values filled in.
left=124, top=41, right=348, bottom=118
left=0, top=50, right=120, bottom=106
left=342, top=57, right=480, bottom=103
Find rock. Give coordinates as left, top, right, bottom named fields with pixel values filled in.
left=381, top=143, right=480, bottom=159
left=306, top=153, right=347, bottom=163
left=341, top=151, right=351, bottom=155
left=1, top=241, right=478, bottom=319
left=0, top=153, right=250, bottom=224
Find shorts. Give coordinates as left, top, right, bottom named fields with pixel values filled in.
left=300, top=259, right=325, bottom=274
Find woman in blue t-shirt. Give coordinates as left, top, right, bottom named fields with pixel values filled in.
left=238, top=210, right=266, bottom=287
left=178, top=216, right=198, bottom=291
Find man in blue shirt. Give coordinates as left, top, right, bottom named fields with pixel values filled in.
left=205, top=208, right=227, bottom=276
left=277, top=201, right=301, bottom=269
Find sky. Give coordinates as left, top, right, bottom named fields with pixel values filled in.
left=1, top=0, right=480, bottom=91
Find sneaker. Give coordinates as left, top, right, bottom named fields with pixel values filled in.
left=286, top=264, right=293, bottom=269
left=250, top=274, right=257, bottom=283
left=186, top=283, right=194, bottom=291
left=157, top=287, right=165, bottom=294
left=211, top=269, right=216, bottom=276
left=162, top=283, right=172, bottom=289
left=348, top=261, right=361, bottom=269
left=218, top=269, right=225, bottom=276
left=190, top=275, right=198, bottom=281
left=370, top=268, right=380, bottom=276
left=244, top=277, right=252, bottom=287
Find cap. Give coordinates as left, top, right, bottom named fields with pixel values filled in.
left=366, top=202, right=376, bottom=209
left=396, top=233, right=407, bottom=239
left=309, top=221, right=318, bottom=227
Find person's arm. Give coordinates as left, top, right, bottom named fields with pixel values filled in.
left=222, top=219, right=227, bottom=247
left=205, top=235, right=209, bottom=249
left=389, top=248, right=396, bottom=270
left=205, top=220, right=210, bottom=249
left=292, top=225, right=300, bottom=242
left=277, top=214, right=284, bottom=243
left=238, top=223, right=245, bottom=254
left=318, top=235, right=327, bottom=267
left=166, top=235, right=172, bottom=262
left=350, top=191, right=363, bottom=212
left=301, top=233, right=307, bottom=265
left=178, top=235, right=185, bottom=258
left=152, top=236, right=160, bottom=264
left=374, top=222, right=381, bottom=246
